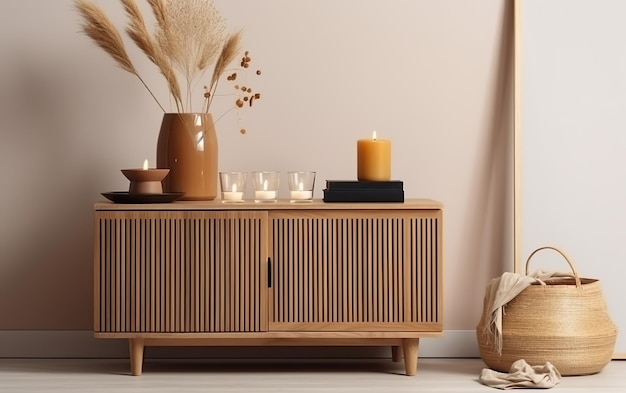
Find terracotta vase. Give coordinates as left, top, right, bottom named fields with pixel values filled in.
left=156, top=113, right=218, bottom=200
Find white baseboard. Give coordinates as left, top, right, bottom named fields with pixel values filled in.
left=0, top=330, right=479, bottom=359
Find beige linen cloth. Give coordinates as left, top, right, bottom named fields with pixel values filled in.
left=481, top=271, right=573, bottom=354
left=478, top=271, right=572, bottom=389
left=480, top=359, right=562, bottom=389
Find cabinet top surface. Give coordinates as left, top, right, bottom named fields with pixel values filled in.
left=94, top=198, right=443, bottom=211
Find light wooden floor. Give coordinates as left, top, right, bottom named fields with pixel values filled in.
left=0, top=358, right=624, bottom=392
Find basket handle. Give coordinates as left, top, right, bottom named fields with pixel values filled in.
left=525, top=246, right=582, bottom=288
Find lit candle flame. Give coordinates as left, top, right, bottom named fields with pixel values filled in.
left=299, top=182, right=304, bottom=191
left=372, top=130, right=377, bottom=140
left=231, top=184, right=237, bottom=193
left=263, top=179, right=268, bottom=191
left=143, top=159, right=149, bottom=170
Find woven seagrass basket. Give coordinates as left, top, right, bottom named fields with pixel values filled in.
left=476, top=246, right=617, bottom=376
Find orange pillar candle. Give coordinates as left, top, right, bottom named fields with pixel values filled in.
left=357, top=131, right=391, bottom=181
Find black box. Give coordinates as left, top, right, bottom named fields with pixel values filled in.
left=323, top=180, right=404, bottom=202
left=325, top=180, right=404, bottom=190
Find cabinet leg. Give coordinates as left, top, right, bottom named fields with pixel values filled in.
left=402, top=338, right=419, bottom=376
left=129, top=338, right=145, bottom=376
left=391, top=346, right=403, bottom=362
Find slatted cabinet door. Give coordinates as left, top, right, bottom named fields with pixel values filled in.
left=268, top=209, right=442, bottom=332
left=94, top=210, right=268, bottom=333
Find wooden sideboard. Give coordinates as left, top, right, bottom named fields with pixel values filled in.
left=93, top=199, right=443, bottom=376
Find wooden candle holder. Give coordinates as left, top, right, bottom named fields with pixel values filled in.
left=122, top=168, right=170, bottom=194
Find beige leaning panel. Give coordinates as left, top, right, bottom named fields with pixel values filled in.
left=94, top=210, right=268, bottom=333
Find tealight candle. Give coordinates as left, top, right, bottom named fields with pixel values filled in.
left=357, top=131, right=391, bottom=181
left=288, top=171, right=316, bottom=202
left=255, top=190, right=276, bottom=200
left=223, top=184, right=244, bottom=201
left=290, top=189, right=313, bottom=200
left=253, top=172, right=279, bottom=202
left=255, top=180, right=277, bottom=200
left=219, top=172, right=246, bottom=203
left=122, top=159, right=169, bottom=194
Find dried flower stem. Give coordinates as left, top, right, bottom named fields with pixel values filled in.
left=76, top=0, right=259, bottom=120
left=154, top=0, right=226, bottom=112
left=121, top=0, right=182, bottom=111
left=75, top=0, right=166, bottom=112
left=206, top=31, right=242, bottom=111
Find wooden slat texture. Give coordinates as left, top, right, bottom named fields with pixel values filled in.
left=269, top=210, right=442, bottom=331
left=94, top=211, right=267, bottom=333
left=409, top=216, right=440, bottom=325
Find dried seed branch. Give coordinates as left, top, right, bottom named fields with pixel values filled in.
left=155, top=0, right=226, bottom=109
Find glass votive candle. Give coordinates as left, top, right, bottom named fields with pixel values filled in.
left=219, top=172, right=246, bottom=203
left=253, top=171, right=280, bottom=203
left=288, top=171, right=316, bottom=203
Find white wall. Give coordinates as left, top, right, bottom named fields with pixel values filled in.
left=0, top=0, right=513, bottom=356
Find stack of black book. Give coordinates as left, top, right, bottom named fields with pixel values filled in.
left=323, top=180, right=404, bottom=203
